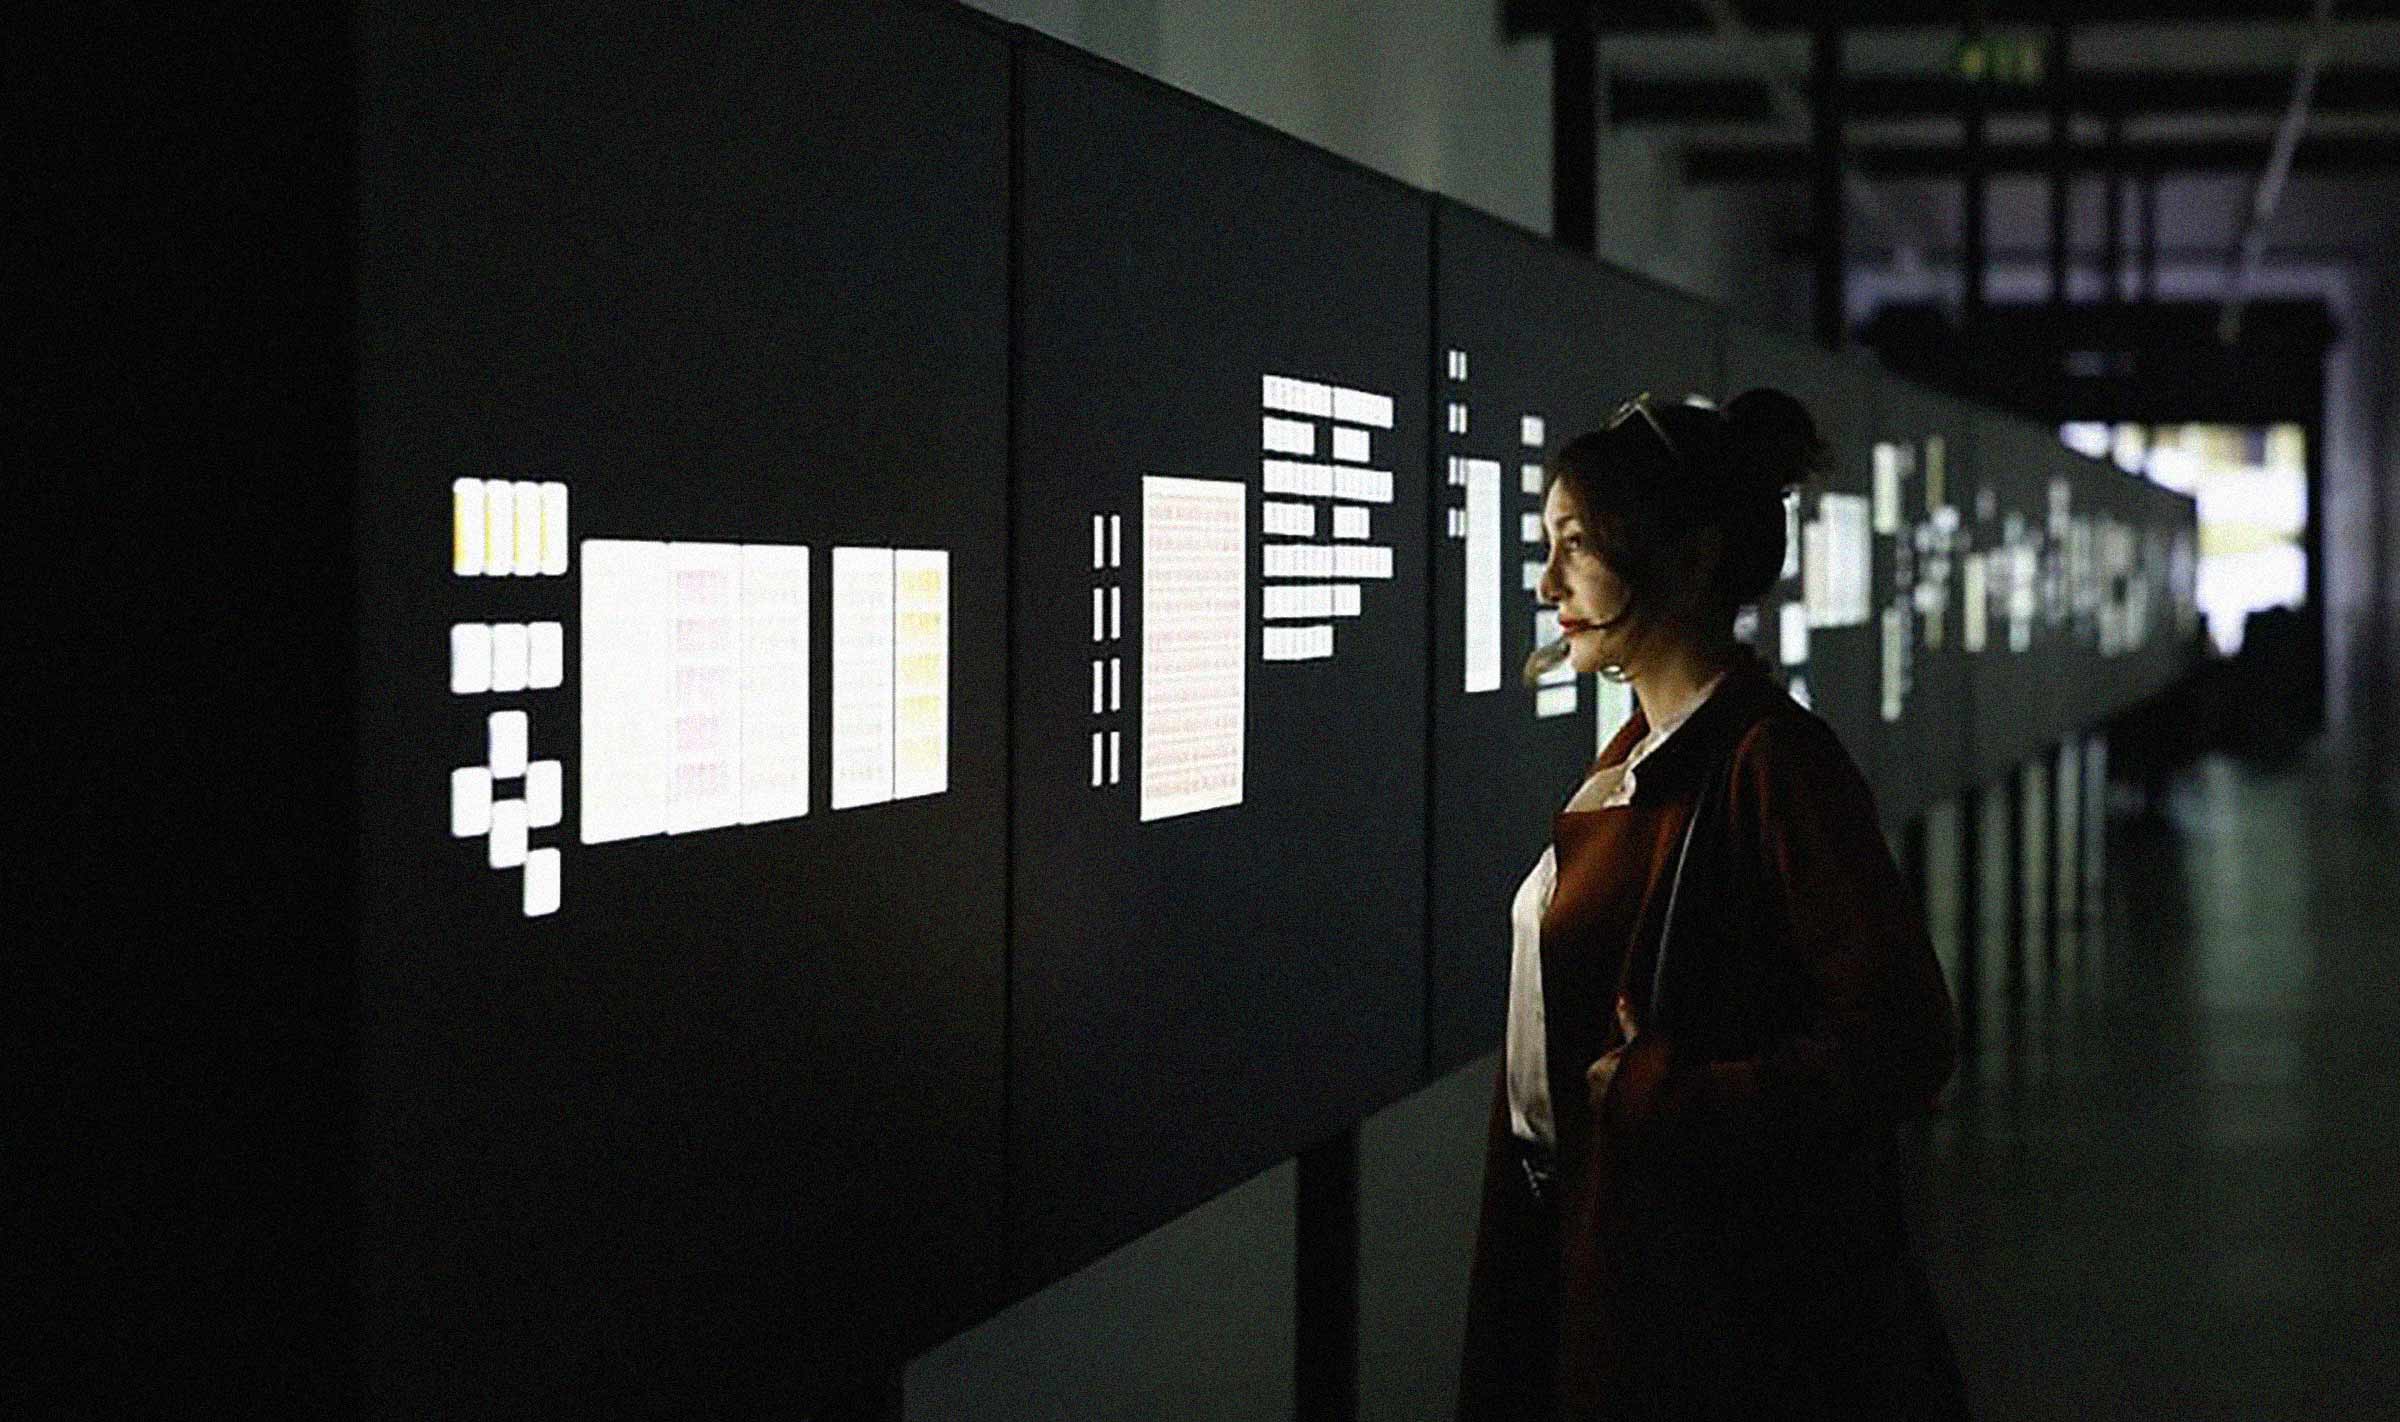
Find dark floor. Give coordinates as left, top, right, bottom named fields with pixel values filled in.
left=1912, top=749, right=2400, bottom=1420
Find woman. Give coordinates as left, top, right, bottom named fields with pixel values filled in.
left=1456, top=389, right=1972, bottom=1421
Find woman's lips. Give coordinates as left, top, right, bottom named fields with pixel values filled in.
left=1559, top=619, right=1591, bottom=633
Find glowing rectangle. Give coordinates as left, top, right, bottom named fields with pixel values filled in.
left=893, top=549, right=948, bottom=800
left=1263, top=502, right=1316, bottom=537
left=1465, top=459, right=1500, bottom=694
left=1332, top=506, right=1370, bottom=540
left=488, top=710, right=528, bottom=779
left=1780, top=602, right=1810, bottom=666
left=1532, top=609, right=1572, bottom=687
left=451, top=768, right=492, bottom=838
left=1536, top=684, right=1578, bottom=719
left=453, top=480, right=485, bottom=576
left=579, top=539, right=673, bottom=844
left=1874, top=445, right=1902, bottom=535
left=527, top=622, right=564, bottom=690
left=490, top=623, right=529, bottom=694
left=1263, top=625, right=1334, bottom=661
left=488, top=799, right=528, bottom=869
left=1093, top=515, right=1106, bottom=570
left=1108, top=728, right=1121, bottom=785
left=1332, top=427, right=1370, bottom=463
left=1141, top=475, right=1245, bottom=822
left=1880, top=604, right=1908, bottom=722
left=1521, top=512, right=1543, bottom=545
left=1091, top=731, right=1104, bottom=787
left=525, top=760, right=563, bottom=829
left=484, top=481, right=515, bottom=575
left=1262, top=374, right=1333, bottom=418
left=1110, top=586, right=1122, bottom=640
left=512, top=481, right=542, bottom=577
left=1263, top=416, right=1316, bottom=455
left=1333, top=467, right=1394, bottom=504
left=1092, top=659, right=1106, bottom=714
left=831, top=546, right=896, bottom=810
left=451, top=623, right=492, bottom=695
left=666, top=542, right=742, bottom=835
left=1110, top=656, right=1121, bottom=711
left=1521, top=415, right=1546, bottom=448
left=1333, top=585, right=1360, bottom=616
left=522, top=848, right=560, bottom=917
left=539, top=483, right=569, bottom=575
left=1332, top=387, right=1394, bottom=429
left=739, top=544, right=810, bottom=825
left=1521, top=463, right=1544, bottom=496
left=1963, top=553, right=1989, bottom=653
left=1522, top=561, right=1542, bottom=592
left=1092, top=587, right=1106, bottom=642
left=1109, top=515, right=1122, bottom=569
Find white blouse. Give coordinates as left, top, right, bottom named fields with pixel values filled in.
left=1505, top=672, right=1727, bottom=1148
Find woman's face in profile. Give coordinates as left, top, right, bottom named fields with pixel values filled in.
left=1539, top=477, right=1636, bottom=678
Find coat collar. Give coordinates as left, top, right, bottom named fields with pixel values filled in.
left=1590, top=646, right=1785, bottom=805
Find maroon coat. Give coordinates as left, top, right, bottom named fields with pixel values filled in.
left=1458, top=649, right=1970, bottom=1421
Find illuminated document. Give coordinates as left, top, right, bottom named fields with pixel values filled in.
left=893, top=550, right=949, bottom=800
left=1141, top=475, right=1245, bottom=822
left=831, top=548, right=897, bottom=810
left=1464, top=458, right=1501, bottom=693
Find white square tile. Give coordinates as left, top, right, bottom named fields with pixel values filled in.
left=488, top=710, right=529, bottom=779
left=450, top=623, right=492, bottom=695
left=527, top=622, right=564, bottom=689
left=490, top=623, right=529, bottom=693
left=522, top=847, right=560, bottom=917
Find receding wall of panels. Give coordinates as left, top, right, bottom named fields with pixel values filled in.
left=1008, top=37, right=1431, bottom=1294
left=1872, top=381, right=1978, bottom=829
left=1424, top=200, right=1723, bottom=1079
left=354, top=2, right=1009, bottom=1413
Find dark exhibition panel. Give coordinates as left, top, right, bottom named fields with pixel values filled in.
left=1723, top=325, right=1886, bottom=804
left=1871, top=381, right=1977, bottom=829
left=354, top=2, right=1009, bottom=1413
left=1009, top=39, right=1431, bottom=1291
left=1969, top=413, right=2070, bottom=785
left=1425, top=200, right=1722, bottom=1079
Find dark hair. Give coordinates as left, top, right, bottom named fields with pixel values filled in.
left=1544, top=387, right=1824, bottom=618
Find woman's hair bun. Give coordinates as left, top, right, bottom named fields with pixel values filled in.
left=1723, top=387, right=1823, bottom=494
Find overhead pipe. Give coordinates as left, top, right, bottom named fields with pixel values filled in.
left=2220, top=0, right=2339, bottom=343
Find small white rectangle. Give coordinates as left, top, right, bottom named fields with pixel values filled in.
left=453, top=479, right=485, bottom=576
left=1521, top=414, right=1546, bottom=448
left=1092, top=587, right=1107, bottom=642
left=1332, top=467, right=1393, bottom=504
left=1446, top=402, right=1467, bottom=435
left=1331, top=426, right=1370, bottom=463
left=512, top=481, right=542, bottom=577
left=580, top=540, right=673, bottom=844
left=1263, top=416, right=1316, bottom=455
left=1110, top=514, right=1122, bottom=569
left=1110, top=656, right=1121, bottom=711
left=1109, top=586, right=1122, bottom=640
left=892, top=549, right=949, bottom=800
left=1521, top=463, right=1544, bottom=496
left=1093, top=659, right=1106, bottom=715
left=488, top=710, right=528, bottom=779
left=1263, top=502, right=1316, bottom=538
left=1522, top=561, right=1543, bottom=591
left=832, top=546, right=897, bottom=811
left=527, top=622, right=564, bottom=689
left=1448, top=457, right=1466, bottom=488
left=1108, top=728, right=1121, bottom=785
left=1333, top=585, right=1360, bottom=616
left=1536, top=684, right=1578, bottom=718
left=1332, top=506, right=1370, bottom=540
left=489, top=622, right=529, bottom=693
left=1263, top=584, right=1334, bottom=619
left=450, top=623, right=492, bottom=695
left=522, top=848, right=560, bottom=917
left=525, top=759, right=563, bottom=828
left=1332, top=545, right=1393, bottom=579
left=539, top=483, right=569, bottom=575
left=484, top=481, right=516, bottom=575
left=738, top=544, right=809, bottom=825
left=1873, top=446, right=1902, bottom=536
left=1521, top=512, right=1544, bottom=545
left=1093, top=515, right=1106, bottom=570
left=1466, top=460, right=1500, bottom=694
left=1332, top=387, right=1395, bottom=429
left=1262, top=374, right=1333, bottom=418
left=1963, top=553, right=1989, bottom=652
left=1091, top=731, right=1105, bottom=787
left=487, top=799, right=528, bottom=869
left=1780, top=602, right=1810, bottom=666
left=451, top=768, right=492, bottom=837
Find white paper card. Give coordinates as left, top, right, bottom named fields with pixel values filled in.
left=580, top=539, right=674, bottom=844
left=453, top=480, right=485, bottom=576
left=739, top=544, right=810, bottom=825
left=490, top=622, right=529, bottom=694
left=665, top=542, right=743, bottom=835
left=522, top=847, right=560, bottom=917
left=832, top=547, right=896, bottom=810
left=512, top=481, right=542, bottom=577
left=527, top=621, right=564, bottom=690
left=488, top=710, right=528, bottom=779
left=1141, top=476, right=1245, bottom=822
left=488, top=799, right=528, bottom=869
left=525, top=759, right=563, bottom=828
left=893, top=549, right=949, bottom=800
left=451, top=623, right=492, bottom=695
left=451, top=767, right=492, bottom=838
left=1465, top=460, right=1501, bottom=694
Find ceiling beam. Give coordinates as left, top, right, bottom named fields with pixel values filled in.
left=1505, top=1, right=2400, bottom=37
left=1686, top=133, right=2400, bottom=180
left=1607, top=68, right=2400, bottom=124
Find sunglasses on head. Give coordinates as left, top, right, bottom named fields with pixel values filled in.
left=1605, top=391, right=1685, bottom=467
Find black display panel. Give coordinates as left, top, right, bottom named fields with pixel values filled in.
left=354, top=3, right=1008, bottom=1412
left=1012, top=41, right=1430, bottom=1290
left=1723, top=325, right=1885, bottom=803
left=1968, top=413, right=2067, bottom=784
left=1425, top=201, right=1723, bottom=1079
left=1871, top=381, right=1977, bottom=827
